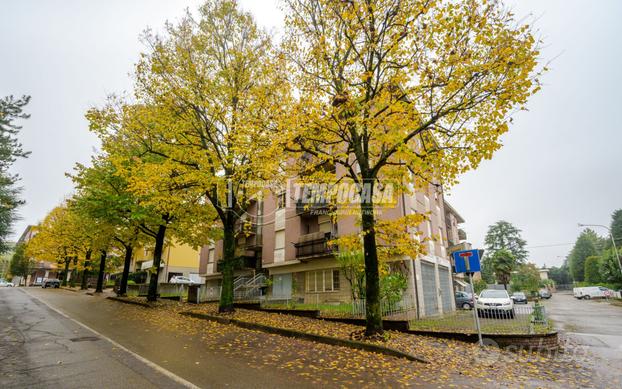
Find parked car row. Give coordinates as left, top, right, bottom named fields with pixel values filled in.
left=0, top=279, right=14, bottom=287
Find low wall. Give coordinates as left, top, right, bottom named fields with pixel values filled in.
left=406, top=329, right=559, bottom=352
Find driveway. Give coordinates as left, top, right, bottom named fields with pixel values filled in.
left=544, top=291, right=622, bottom=382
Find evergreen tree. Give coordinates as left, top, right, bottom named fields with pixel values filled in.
left=584, top=256, right=602, bottom=284
left=484, top=221, right=529, bottom=262
left=490, top=249, right=517, bottom=290
left=609, top=209, right=622, bottom=249
left=599, top=248, right=622, bottom=286
left=548, top=263, right=573, bottom=285
left=0, top=95, right=31, bottom=253
left=568, top=229, right=599, bottom=282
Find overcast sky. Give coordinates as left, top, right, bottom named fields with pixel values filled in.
left=1, top=0, right=620, bottom=267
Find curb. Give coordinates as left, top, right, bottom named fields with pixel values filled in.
left=180, top=311, right=428, bottom=364
left=107, top=296, right=152, bottom=308
left=60, top=287, right=80, bottom=293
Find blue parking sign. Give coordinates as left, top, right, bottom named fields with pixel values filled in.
left=453, top=249, right=482, bottom=273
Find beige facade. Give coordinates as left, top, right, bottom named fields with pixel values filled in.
left=136, top=240, right=201, bottom=283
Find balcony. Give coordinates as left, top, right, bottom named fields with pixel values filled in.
left=295, top=199, right=333, bottom=216
left=216, top=255, right=257, bottom=273
left=244, top=234, right=263, bottom=251
left=294, top=231, right=335, bottom=260
left=235, top=216, right=261, bottom=236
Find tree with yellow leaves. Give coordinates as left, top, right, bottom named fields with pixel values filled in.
left=87, top=103, right=220, bottom=301
left=69, top=154, right=161, bottom=296
left=126, top=0, right=289, bottom=311
left=282, top=0, right=542, bottom=335
left=26, top=205, right=77, bottom=286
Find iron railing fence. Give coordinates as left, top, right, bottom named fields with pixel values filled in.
left=409, top=303, right=550, bottom=335
left=350, top=295, right=418, bottom=320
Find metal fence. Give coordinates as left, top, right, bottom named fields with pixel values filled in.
left=351, top=295, right=418, bottom=320
left=196, top=285, right=221, bottom=302
left=125, top=283, right=188, bottom=299
left=409, top=303, right=550, bottom=335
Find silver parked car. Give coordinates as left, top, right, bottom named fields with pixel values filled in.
left=169, top=276, right=196, bottom=285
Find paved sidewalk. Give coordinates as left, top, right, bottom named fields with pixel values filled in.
left=0, top=288, right=192, bottom=388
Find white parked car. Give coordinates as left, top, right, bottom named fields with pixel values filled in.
left=573, top=286, right=611, bottom=300
left=169, top=276, right=196, bottom=285
left=0, top=279, right=14, bottom=287
left=475, top=289, right=515, bottom=319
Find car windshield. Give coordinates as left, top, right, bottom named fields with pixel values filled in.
left=480, top=290, right=508, bottom=298
left=513, top=293, right=525, bottom=297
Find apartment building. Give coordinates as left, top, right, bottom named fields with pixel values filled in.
left=200, top=173, right=468, bottom=317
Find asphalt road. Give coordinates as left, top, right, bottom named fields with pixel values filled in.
left=1, top=287, right=322, bottom=389
left=544, top=291, right=622, bottom=380
left=0, top=287, right=193, bottom=388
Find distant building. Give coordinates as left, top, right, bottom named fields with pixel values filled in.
left=134, top=240, right=202, bottom=284
left=17, top=226, right=59, bottom=286
left=539, top=266, right=549, bottom=281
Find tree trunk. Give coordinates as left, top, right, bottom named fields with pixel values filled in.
left=61, top=257, right=70, bottom=286
left=81, top=250, right=92, bottom=290
left=219, top=212, right=236, bottom=313
left=147, top=224, right=167, bottom=302
left=360, top=184, right=383, bottom=336
left=118, top=245, right=133, bottom=296
left=95, top=250, right=107, bottom=293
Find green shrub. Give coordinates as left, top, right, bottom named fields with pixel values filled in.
left=380, top=272, right=407, bottom=304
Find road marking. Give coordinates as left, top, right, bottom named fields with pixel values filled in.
left=21, top=289, right=200, bottom=389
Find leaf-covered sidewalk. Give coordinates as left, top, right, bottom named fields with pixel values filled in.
left=185, top=302, right=598, bottom=388
left=112, top=296, right=610, bottom=388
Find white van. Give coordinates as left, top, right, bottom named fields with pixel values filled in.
left=573, top=286, right=611, bottom=299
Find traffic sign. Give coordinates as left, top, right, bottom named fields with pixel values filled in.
left=453, top=249, right=482, bottom=273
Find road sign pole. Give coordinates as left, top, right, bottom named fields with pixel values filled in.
left=453, top=249, right=484, bottom=346
left=465, top=259, right=483, bottom=347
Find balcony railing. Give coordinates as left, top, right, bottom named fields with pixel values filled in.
left=245, top=234, right=263, bottom=250
left=216, top=255, right=257, bottom=273
left=295, top=199, right=332, bottom=216
left=294, top=231, right=335, bottom=260
left=235, top=218, right=261, bottom=236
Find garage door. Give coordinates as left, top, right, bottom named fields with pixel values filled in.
left=438, top=266, right=453, bottom=313
left=421, top=262, right=438, bottom=316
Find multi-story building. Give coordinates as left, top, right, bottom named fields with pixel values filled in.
left=15, top=225, right=59, bottom=286
left=443, top=202, right=473, bottom=292
left=200, top=174, right=468, bottom=317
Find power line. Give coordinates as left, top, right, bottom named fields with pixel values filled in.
left=525, top=242, right=574, bottom=249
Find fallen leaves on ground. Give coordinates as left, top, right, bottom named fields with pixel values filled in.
left=109, top=297, right=615, bottom=388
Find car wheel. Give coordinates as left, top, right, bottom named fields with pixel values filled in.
left=462, top=303, right=471, bottom=309
left=584, top=295, right=591, bottom=300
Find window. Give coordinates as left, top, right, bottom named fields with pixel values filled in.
left=276, top=192, right=286, bottom=209
left=275, top=230, right=285, bottom=249
left=307, top=269, right=340, bottom=292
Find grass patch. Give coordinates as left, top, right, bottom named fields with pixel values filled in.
left=262, top=302, right=354, bottom=314
left=409, top=310, right=553, bottom=335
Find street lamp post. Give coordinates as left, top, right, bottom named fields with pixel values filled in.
left=577, top=223, right=622, bottom=278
